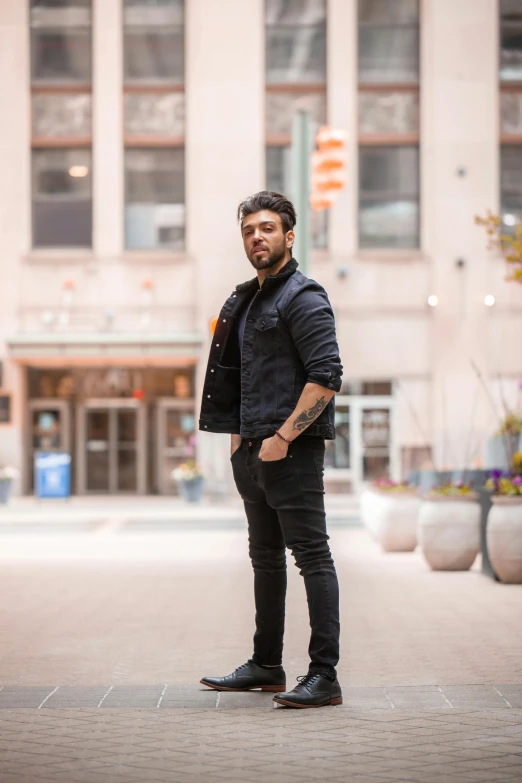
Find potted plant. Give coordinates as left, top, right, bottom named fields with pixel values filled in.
left=418, top=481, right=481, bottom=571
left=485, top=412, right=522, bottom=472
left=0, top=466, right=19, bottom=505
left=171, top=460, right=205, bottom=503
left=361, top=479, right=420, bottom=552
left=485, top=469, right=522, bottom=584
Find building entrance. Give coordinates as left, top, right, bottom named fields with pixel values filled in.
left=77, top=400, right=146, bottom=494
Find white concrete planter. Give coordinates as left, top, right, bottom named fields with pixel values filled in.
left=360, top=489, right=420, bottom=551
left=418, top=494, right=481, bottom=571
left=487, top=496, right=522, bottom=584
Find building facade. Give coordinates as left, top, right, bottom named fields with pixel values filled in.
left=0, top=0, right=521, bottom=496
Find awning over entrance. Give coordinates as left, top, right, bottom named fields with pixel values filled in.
left=8, top=332, right=204, bottom=364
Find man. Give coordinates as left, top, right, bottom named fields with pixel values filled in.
left=199, top=191, right=343, bottom=708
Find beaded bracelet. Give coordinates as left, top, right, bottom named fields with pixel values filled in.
left=275, top=430, right=292, bottom=445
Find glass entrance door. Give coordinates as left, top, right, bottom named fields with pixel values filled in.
left=27, top=400, right=71, bottom=493
left=79, top=401, right=146, bottom=494
left=155, top=399, right=195, bottom=494
left=331, top=395, right=398, bottom=492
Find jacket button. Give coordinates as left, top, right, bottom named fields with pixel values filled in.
left=204, top=425, right=208, bottom=429
left=223, top=319, right=227, bottom=323
left=207, top=394, right=211, bottom=398
left=210, top=369, right=215, bottom=373
left=261, top=321, right=266, bottom=327
left=216, top=343, right=220, bottom=347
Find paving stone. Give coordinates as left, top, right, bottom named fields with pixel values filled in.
left=440, top=686, right=513, bottom=709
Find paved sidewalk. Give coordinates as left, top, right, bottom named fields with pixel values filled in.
left=0, top=527, right=521, bottom=782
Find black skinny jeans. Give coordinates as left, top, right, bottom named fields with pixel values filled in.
left=230, top=435, right=340, bottom=677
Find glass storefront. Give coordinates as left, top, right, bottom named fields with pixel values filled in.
left=26, top=366, right=196, bottom=495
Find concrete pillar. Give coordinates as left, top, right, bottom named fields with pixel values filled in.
left=0, top=0, right=30, bottom=485
left=422, top=0, right=499, bottom=469
left=186, top=0, right=264, bottom=492
left=327, top=0, right=358, bottom=260
left=93, top=0, right=123, bottom=258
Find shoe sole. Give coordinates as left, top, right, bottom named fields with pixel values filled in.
left=273, top=696, right=343, bottom=708
left=200, top=679, right=286, bottom=693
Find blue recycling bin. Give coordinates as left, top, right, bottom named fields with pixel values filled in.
left=35, top=452, right=71, bottom=499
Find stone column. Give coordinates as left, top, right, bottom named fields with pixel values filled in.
left=0, top=0, right=31, bottom=489
left=93, top=0, right=123, bottom=258
left=185, top=0, right=264, bottom=493
left=422, top=0, right=499, bottom=469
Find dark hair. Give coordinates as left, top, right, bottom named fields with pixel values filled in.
left=237, top=191, right=297, bottom=234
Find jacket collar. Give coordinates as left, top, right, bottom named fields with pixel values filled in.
left=235, top=258, right=299, bottom=293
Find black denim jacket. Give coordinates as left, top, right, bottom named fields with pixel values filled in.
left=199, top=259, right=343, bottom=440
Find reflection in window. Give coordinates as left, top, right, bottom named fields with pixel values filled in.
left=266, top=92, right=325, bottom=136
left=500, top=0, right=522, bottom=82
left=124, top=92, right=184, bottom=136
left=501, top=146, right=522, bottom=231
left=125, top=148, right=185, bottom=249
left=266, top=146, right=327, bottom=250
left=359, top=91, right=418, bottom=135
left=265, top=0, right=326, bottom=84
left=359, top=146, right=419, bottom=248
left=123, top=0, right=184, bottom=83
left=30, top=0, right=91, bottom=83
left=32, top=93, right=91, bottom=138
left=358, top=0, right=419, bottom=84
left=32, top=148, right=92, bottom=247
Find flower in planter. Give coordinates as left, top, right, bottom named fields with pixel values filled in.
left=429, top=480, right=474, bottom=497
left=497, top=412, right=522, bottom=437
left=171, top=460, right=204, bottom=483
left=512, top=452, right=522, bottom=474
left=372, top=478, right=414, bottom=493
left=485, top=472, right=522, bottom=497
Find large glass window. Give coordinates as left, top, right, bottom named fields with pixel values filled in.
left=359, top=146, right=419, bottom=248
left=30, top=0, right=92, bottom=248
left=357, top=0, right=420, bottom=249
left=265, top=0, right=327, bottom=249
left=123, top=1, right=185, bottom=250
left=500, top=0, right=522, bottom=82
left=125, top=148, right=185, bottom=249
left=500, top=3, right=522, bottom=234
left=501, top=146, right=522, bottom=230
left=123, top=0, right=184, bottom=83
left=32, top=148, right=92, bottom=247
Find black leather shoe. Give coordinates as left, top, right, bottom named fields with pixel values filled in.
left=200, top=660, right=286, bottom=692
left=273, top=672, right=342, bottom=708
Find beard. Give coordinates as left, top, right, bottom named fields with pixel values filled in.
left=248, top=237, right=287, bottom=270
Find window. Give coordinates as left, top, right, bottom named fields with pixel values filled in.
left=30, top=0, right=92, bottom=247
left=357, top=0, right=420, bottom=249
left=265, top=0, right=327, bottom=249
left=500, top=1, right=522, bottom=233
left=125, top=148, right=185, bottom=249
left=500, top=0, right=522, bottom=82
left=123, top=0, right=185, bottom=249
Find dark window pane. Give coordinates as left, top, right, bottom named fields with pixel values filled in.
left=32, top=148, right=92, bottom=247
left=125, top=148, right=185, bottom=249
left=124, top=0, right=184, bottom=25
left=358, top=26, right=418, bottom=83
left=124, top=27, right=184, bottom=82
left=266, top=0, right=326, bottom=25
left=266, top=25, right=326, bottom=84
left=501, top=146, right=522, bottom=230
left=358, top=0, right=418, bottom=24
left=360, top=146, right=419, bottom=197
left=359, top=146, right=419, bottom=248
left=31, top=28, right=91, bottom=82
left=266, top=145, right=327, bottom=249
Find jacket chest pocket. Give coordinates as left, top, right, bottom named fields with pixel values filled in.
left=254, top=313, right=281, bottom=355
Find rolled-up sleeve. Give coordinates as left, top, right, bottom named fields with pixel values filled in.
left=284, top=282, right=343, bottom=392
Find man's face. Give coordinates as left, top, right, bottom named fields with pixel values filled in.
left=241, top=209, right=294, bottom=270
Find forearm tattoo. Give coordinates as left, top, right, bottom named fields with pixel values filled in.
left=292, top=396, right=328, bottom=433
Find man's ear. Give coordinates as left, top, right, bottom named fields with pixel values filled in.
left=286, top=230, right=295, bottom=249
